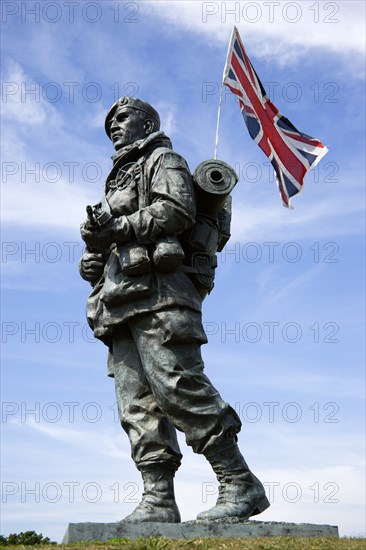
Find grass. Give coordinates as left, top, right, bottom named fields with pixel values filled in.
left=1, top=537, right=365, bottom=550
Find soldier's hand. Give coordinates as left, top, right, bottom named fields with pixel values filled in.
left=80, top=217, right=132, bottom=250
left=79, top=250, right=106, bottom=282
left=80, top=222, right=112, bottom=250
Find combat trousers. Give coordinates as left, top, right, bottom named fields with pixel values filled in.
left=111, top=307, right=241, bottom=472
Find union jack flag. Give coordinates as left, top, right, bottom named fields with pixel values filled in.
left=223, top=27, right=328, bottom=208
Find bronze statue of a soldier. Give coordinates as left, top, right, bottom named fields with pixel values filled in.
left=79, top=96, right=270, bottom=523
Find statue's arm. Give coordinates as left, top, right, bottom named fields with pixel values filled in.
left=126, top=152, right=195, bottom=244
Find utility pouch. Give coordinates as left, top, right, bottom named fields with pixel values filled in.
left=217, top=196, right=232, bottom=252
left=117, top=242, right=151, bottom=276
left=153, top=236, right=185, bottom=273
left=186, top=214, right=219, bottom=255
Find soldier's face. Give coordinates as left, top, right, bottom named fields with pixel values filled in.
left=110, top=107, right=146, bottom=150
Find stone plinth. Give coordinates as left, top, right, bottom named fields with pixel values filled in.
left=63, top=520, right=339, bottom=543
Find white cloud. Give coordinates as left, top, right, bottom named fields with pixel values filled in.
left=230, top=189, right=364, bottom=241
left=155, top=102, right=177, bottom=137
left=255, top=262, right=324, bottom=306
left=19, top=420, right=131, bottom=460
left=142, top=1, right=365, bottom=74
left=1, top=179, right=97, bottom=231
left=1, top=60, right=109, bottom=231
left=85, top=102, right=109, bottom=130
left=203, top=347, right=365, bottom=399
left=2, top=60, right=63, bottom=127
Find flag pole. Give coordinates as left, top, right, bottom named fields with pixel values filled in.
left=213, top=82, right=224, bottom=160
left=213, top=26, right=237, bottom=160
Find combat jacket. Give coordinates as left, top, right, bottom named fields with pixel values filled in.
left=81, top=131, right=203, bottom=345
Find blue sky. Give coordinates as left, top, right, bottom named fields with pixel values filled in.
left=1, top=0, right=365, bottom=542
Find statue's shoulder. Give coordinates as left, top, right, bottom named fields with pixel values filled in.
left=147, top=146, right=190, bottom=174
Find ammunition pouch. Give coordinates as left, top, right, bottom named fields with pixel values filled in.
left=116, top=237, right=185, bottom=276
left=117, top=242, right=151, bottom=276
left=152, top=236, right=185, bottom=273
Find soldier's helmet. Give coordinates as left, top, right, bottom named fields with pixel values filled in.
left=105, top=97, right=160, bottom=139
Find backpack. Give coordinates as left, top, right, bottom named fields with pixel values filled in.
left=180, top=159, right=238, bottom=298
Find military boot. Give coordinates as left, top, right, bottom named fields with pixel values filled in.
left=121, top=465, right=181, bottom=523
left=197, top=444, right=270, bottom=521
